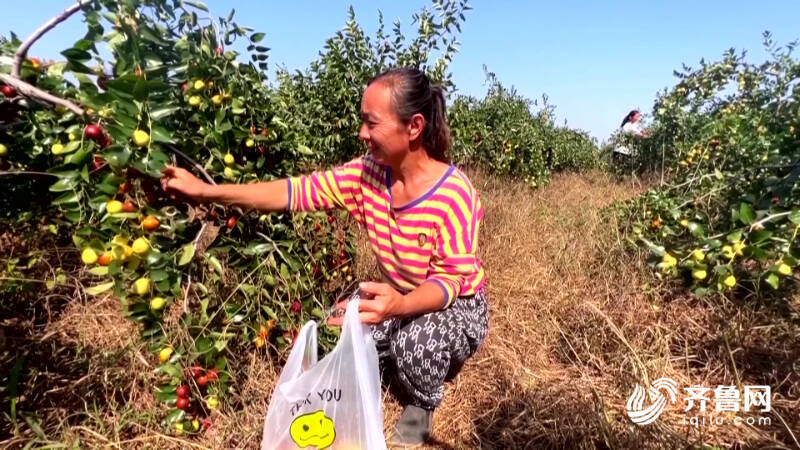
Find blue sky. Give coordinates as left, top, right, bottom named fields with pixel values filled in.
left=3, top=1, right=800, bottom=141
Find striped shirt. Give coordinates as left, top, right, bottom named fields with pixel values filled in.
left=287, top=155, right=485, bottom=308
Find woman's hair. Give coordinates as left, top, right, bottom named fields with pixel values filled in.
left=368, top=68, right=450, bottom=162
left=620, top=110, right=640, bottom=128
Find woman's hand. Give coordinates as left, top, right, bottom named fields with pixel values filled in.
left=161, top=166, right=211, bottom=201
left=327, top=282, right=404, bottom=326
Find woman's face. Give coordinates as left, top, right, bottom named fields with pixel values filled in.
left=358, top=82, right=410, bottom=165
left=632, top=112, right=642, bottom=123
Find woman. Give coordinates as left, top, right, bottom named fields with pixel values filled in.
left=620, top=110, right=646, bottom=137
left=612, top=109, right=647, bottom=166
left=161, top=68, right=489, bottom=446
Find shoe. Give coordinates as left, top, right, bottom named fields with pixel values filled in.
left=387, top=404, right=433, bottom=446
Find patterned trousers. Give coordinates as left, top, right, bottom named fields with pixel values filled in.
left=358, top=288, right=489, bottom=410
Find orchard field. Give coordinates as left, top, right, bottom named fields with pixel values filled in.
left=1, top=1, right=798, bottom=449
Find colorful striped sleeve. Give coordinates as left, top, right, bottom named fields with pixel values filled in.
left=287, top=157, right=364, bottom=221
left=427, top=179, right=483, bottom=309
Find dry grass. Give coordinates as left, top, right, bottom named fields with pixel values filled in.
left=3, top=170, right=798, bottom=449
left=58, top=295, right=138, bottom=351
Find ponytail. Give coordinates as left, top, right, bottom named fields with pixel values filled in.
left=620, top=109, right=639, bottom=128
left=427, top=85, right=450, bottom=162
left=369, top=68, right=451, bottom=162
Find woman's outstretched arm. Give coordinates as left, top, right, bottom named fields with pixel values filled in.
left=161, top=165, right=289, bottom=211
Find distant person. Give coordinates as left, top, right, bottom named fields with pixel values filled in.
left=621, top=110, right=647, bottom=137
left=613, top=109, right=647, bottom=164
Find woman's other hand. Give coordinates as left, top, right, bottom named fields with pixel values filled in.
left=327, top=282, right=404, bottom=326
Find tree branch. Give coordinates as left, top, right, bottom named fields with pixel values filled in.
left=749, top=211, right=792, bottom=232
left=165, top=144, right=245, bottom=215
left=0, top=170, right=65, bottom=178
left=0, top=74, right=84, bottom=115
left=165, top=144, right=216, bottom=185
left=256, top=232, right=288, bottom=264
left=12, top=0, right=91, bottom=77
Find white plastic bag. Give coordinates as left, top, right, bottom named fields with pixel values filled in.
left=261, top=298, right=387, bottom=450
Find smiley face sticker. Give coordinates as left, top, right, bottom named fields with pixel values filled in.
left=290, top=410, right=336, bottom=449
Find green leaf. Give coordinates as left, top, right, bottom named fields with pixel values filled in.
left=155, top=364, right=181, bottom=378
left=208, top=256, right=223, bottom=275
left=765, top=273, right=780, bottom=290
left=258, top=305, right=277, bottom=322
left=297, top=144, right=314, bottom=155
left=749, top=230, right=773, bottom=244
left=149, top=149, right=170, bottom=165
left=106, top=146, right=132, bottom=170
left=280, top=262, right=290, bottom=279
left=106, top=78, right=136, bottom=99
left=7, top=355, right=24, bottom=423
left=66, top=60, right=94, bottom=74
left=271, top=117, right=287, bottom=129
left=231, top=98, right=245, bottom=115
left=85, top=280, right=114, bottom=295
left=62, top=140, right=82, bottom=154
left=150, top=106, right=180, bottom=120
left=639, top=238, right=665, bottom=257
left=239, top=283, right=256, bottom=297
left=214, top=339, right=228, bottom=352
left=243, top=243, right=270, bottom=255
left=49, top=177, right=77, bottom=192
left=88, top=267, right=109, bottom=276
left=250, top=32, right=265, bottom=43
left=185, top=1, right=209, bottom=12
left=52, top=192, right=80, bottom=206
left=61, top=47, right=91, bottom=61
left=196, top=337, right=212, bottom=354
left=140, top=26, right=170, bottom=46
left=110, top=113, right=138, bottom=134
left=23, top=415, right=46, bottom=440
left=133, top=78, right=150, bottom=101
left=214, top=357, right=227, bottom=371
left=726, top=231, right=743, bottom=243
left=154, top=390, right=177, bottom=402
left=178, top=244, right=195, bottom=266
left=64, top=147, right=89, bottom=165
left=150, top=269, right=169, bottom=282
left=165, top=409, right=185, bottom=424
left=150, top=126, right=174, bottom=144
left=739, top=203, right=755, bottom=225
left=789, top=209, right=800, bottom=225
left=200, top=297, right=210, bottom=323
left=96, top=174, right=122, bottom=196
left=687, top=222, right=706, bottom=238
left=194, top=282, right=209, bottom=296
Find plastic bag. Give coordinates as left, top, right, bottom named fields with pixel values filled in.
left=261, top=297, right=387, bottom=450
